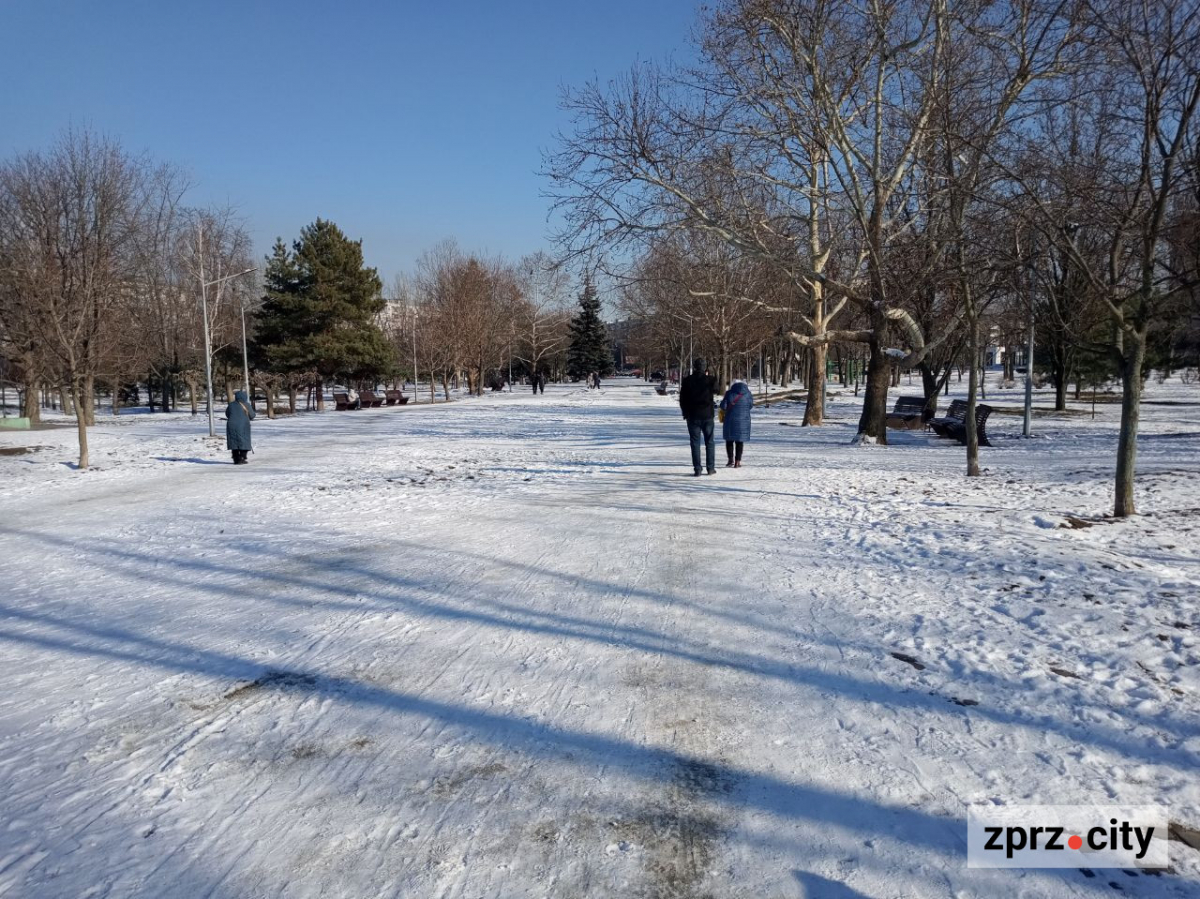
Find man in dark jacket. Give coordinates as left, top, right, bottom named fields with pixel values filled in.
left=678, top=358, right=718, bottom=475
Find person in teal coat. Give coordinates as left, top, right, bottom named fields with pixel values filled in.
left=719, top=379, right=753, bottom=467
left=225, top=389, right=255, bottom=465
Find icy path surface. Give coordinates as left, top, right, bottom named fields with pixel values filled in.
left=1, top=380, right=1198, bottom=898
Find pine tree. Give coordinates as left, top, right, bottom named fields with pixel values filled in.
left=566, top=278, right=612, bottom=378
left=252, top=219, right=395, bottom=407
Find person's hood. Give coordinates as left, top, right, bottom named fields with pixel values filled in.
left=692, top=358, right=705, bottom=373
left=731, top=379, right=747, bottom=387
left=234, top=390, right=249, bottom=403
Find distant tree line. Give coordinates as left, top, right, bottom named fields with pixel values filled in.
left=0, top=128, right=609, bottom=468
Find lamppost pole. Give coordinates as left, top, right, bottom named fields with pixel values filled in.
left=410, top=305, right=419, bottom=403
left=241, top=300, right=252, bottom=399
left=198, top=224, right=215, bottom=438
left=197, top=220, right=256, bottom=437
left=1024, top=300, right=1035, bottom=438
left=237, top=285, right=261, bottom=402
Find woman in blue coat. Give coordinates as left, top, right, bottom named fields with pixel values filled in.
left=719, top=379, right=753, bottom=467
left=225, top=389, right=256, bottom=465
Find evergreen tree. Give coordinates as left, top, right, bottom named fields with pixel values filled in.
left=252, top=219, right=395, bottom=406
left=566, top=278, right=612, bottom=378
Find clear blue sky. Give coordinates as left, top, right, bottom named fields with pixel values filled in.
left=0, top=0, right=700, bottom=282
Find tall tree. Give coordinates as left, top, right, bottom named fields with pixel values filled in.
left=0, top=129, right=146, bottom=468
left=566, top=278, right=613, bottom=378
left=253, top=218, right=393, bottom=410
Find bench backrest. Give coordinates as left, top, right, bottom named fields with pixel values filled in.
left=892, top=395, right=925, bottom=415
left=945, top=399, right=968, bottom=421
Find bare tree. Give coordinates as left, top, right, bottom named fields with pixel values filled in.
left=1014, top=0, right=1200, bottom=514
left=549, top=0, right=1076, bottom=447
left=0, top=129, right=147, bottom=468
left=514, top=251, right=572, bottom=382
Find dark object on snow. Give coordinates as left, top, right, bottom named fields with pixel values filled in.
left=687, top=417, right=716, bottom=475
left=890, top=651, right=926, bottom=671
left=384, top=389, right=409, bottom=406
left=679, top=360, right=718, bottom=420
left=720, top=380, right=754, bottom=442
left=226, top=389, right=255, bottom=462
left=680, top=360, right=718, bottom=474
left=929, top=399, right=994, bottom=446
left=886, top=395, right=928, bottom=430
left=334, top=392, right=357, bottom=411
left=359, top=389, right=384, bottom=407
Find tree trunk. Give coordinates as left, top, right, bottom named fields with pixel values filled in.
left=73, top=377, right=89, bottom=469
left=920, top=363, right=941, bottom=420
left=287, top=386, right=297, bottom=414
left=22, top=381, right=41, bottom=424
left=1114, top=330, right=1145, bottom=517
left=83, top=375, right=96, bottom=426
left=315, top=378, right=325, bottom=412
left=59, top=385, right=75, bottom=417
left=856, top=317, right=890, bottom=444
left=966, top=316, right=981, bottom=477
left=803, top=343, right=826, bottom=426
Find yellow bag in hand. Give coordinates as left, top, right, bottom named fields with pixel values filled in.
left=718, top=408, right=726, bottom=423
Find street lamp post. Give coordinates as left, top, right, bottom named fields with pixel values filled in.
left=410, top=306, right=419, bottom=402
left=1023, top=301, right=1035, bottom=438
left=197, top=234, right=256, bottom=436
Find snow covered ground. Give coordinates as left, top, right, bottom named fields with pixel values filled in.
left=0, top=376, right=1197, bottom=898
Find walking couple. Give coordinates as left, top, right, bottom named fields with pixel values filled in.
left=678, top=359, right=753, bottom=476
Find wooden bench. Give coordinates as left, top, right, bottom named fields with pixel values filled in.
left=886, top=395, right=928, bottom=430
left=333, top=392, right=356, bottom=411
left=929, top=399, right=995, bottom=447
left=384, top=389, right=410, bottom=406
left=359, top=390, right=384, bottom=408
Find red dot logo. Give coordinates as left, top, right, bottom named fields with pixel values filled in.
left=1068, top=835, right=1083, bottom=850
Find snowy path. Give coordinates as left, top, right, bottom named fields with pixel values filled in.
left=1, top=380, right=1198, bottom=897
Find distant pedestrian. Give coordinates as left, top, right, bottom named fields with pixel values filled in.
left=226, top=389, right=255, bottom=465
left=538, top=373, right=546, bottom=394
left=679, top=358, right=718, bottom=476
left=719, top=379, right=754, bottom=467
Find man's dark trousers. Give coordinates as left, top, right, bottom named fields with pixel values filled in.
left=687, top=417, right=715, bottom=474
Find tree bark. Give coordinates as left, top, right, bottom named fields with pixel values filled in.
left=966, top=316, right=981, bottom=477
left=82, top=375, right=95, bottom=426
left=315, top=378, right=325, bottom=412
left=22, top=381, right=41, bottom=424
left=856, top=311, right=890, bottom=443
left=803, top=343, right=826, bottom=426
left=72, top=377, right=89, bottom=470
left=1114, top=330, right=1145, bottom=517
